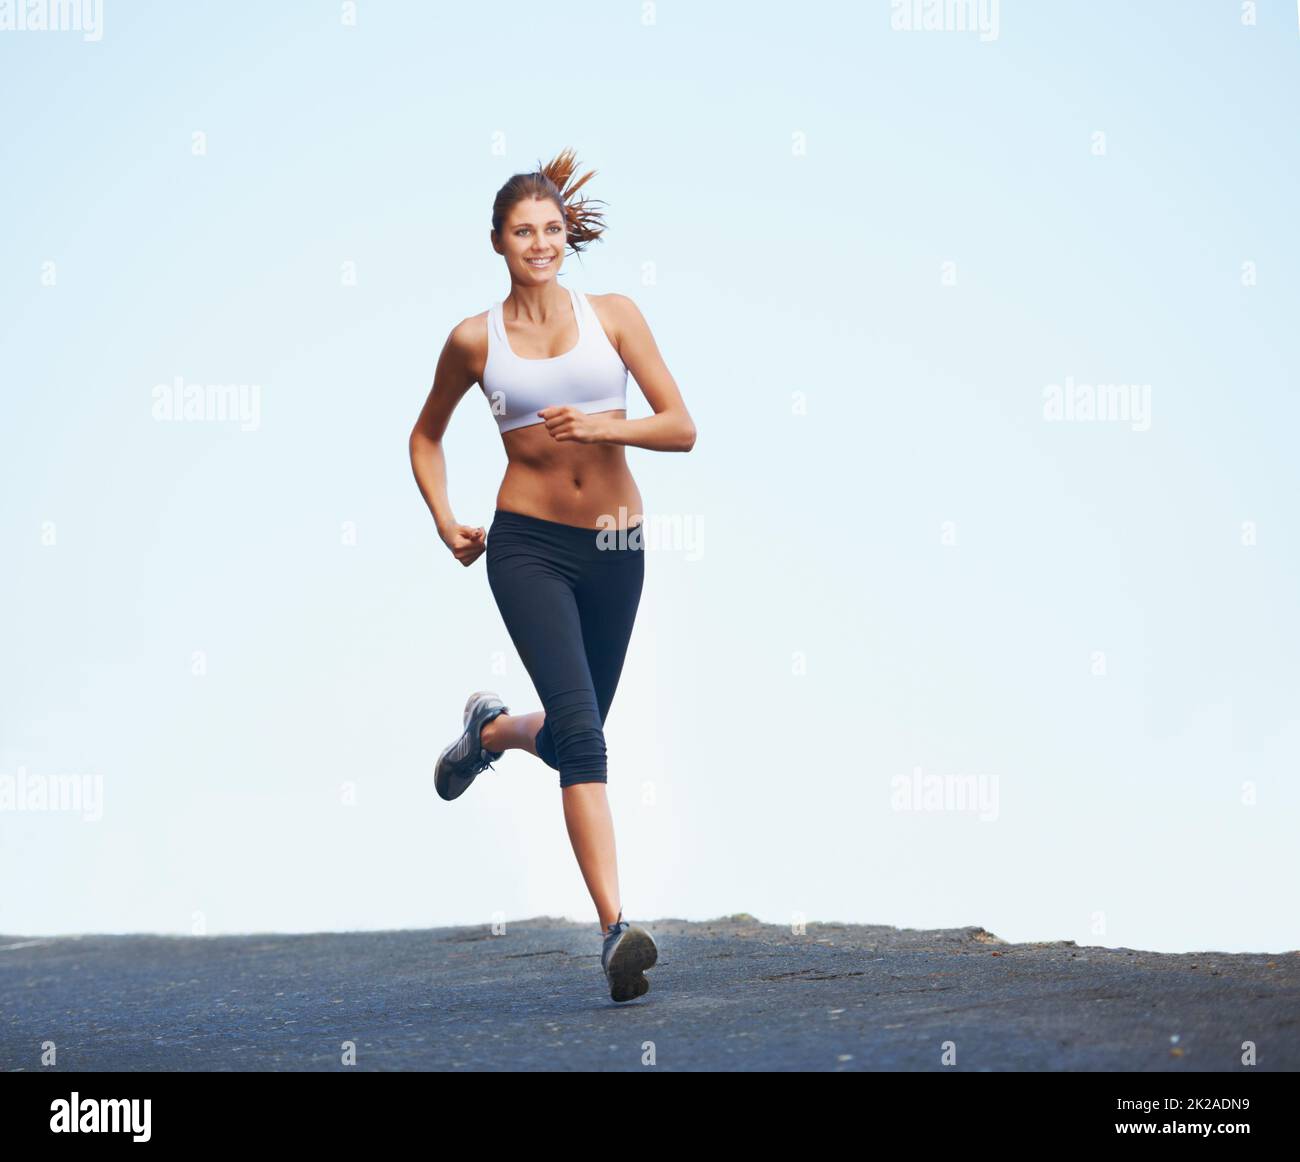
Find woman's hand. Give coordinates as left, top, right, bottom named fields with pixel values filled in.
left=536, top=405, right=608, bottom=444
left=441, top=523, right=486, bottom=567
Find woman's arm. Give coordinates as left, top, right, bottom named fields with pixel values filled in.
left=409, top=321, right=487, bottom=565
left=594, top=294, right=696, bottom=452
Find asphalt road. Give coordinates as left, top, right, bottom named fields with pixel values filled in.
left=1, top=915, right=1295, bottom=1071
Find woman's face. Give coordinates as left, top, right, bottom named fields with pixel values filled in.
left=497, top=197, right=566, bottom=281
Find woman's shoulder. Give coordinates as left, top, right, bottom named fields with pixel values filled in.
left=589, top=292, right=652, bottom=344
left=448, top=306, right=491, bottom=352
left=586, top=290, right=636, bottom=311
left=441, top=307, right=492, bottom=384
left=586, top=291, right=643, bottom=329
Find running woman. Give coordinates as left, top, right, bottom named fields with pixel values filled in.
left=408, top=148, right=696, bottom=1003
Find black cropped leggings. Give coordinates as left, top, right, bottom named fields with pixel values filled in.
left=485, top=508, right=645, bottom=788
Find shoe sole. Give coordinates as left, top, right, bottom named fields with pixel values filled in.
left=605, top=926, right=658, bottom=1003
left=434, top=734, right=471, bottom=801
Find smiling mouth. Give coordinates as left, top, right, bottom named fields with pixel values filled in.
left=525, top=256, right=554, bottom=267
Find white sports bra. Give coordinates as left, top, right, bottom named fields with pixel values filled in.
left=481, top=284, right=628, bottom=435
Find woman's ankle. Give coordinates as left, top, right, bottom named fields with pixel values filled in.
left=480, top=714, right=507, bottom=752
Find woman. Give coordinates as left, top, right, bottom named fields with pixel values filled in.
left=408, top=148, right=696, bottom=1003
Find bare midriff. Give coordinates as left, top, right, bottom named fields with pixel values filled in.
left=495, top=415, right=644, bottom=530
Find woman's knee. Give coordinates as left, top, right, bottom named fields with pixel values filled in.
left=535, top=719, right=558, bottom=770
left=554, top=720, right=607, bottom=786
left=560, top=771, right=608, bottom=789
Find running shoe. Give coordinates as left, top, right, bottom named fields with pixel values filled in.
left=601, top=914, right=658, bottom=1003
left=434, top=690, right=509, bottom=801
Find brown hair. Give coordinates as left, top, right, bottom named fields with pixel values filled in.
left=491, top=147, right=608, bottom=255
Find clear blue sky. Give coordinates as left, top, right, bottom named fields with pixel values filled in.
left=2, top=1, right=1297, bottom=953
